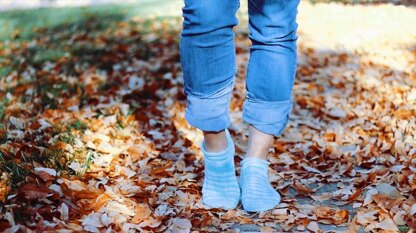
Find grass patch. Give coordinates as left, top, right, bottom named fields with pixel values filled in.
left=0, top=6, right=126, bottom=42
left=80, top=150, right=97, bottom=174
left=67, top=119, right=87, bottom=132
left=0, top=97, right=8, bottom=122
left=31, top=48, right=68, bottom=64
left=0, top=97, right=8, bottom=143
left=56, top=132, right=75, bottom=145
left=398, top=225, right=410, bottom=233
left=44, top=147, right=72, bottom=172
left=0, top=1, right=182, bottom=79
left=0, top=153, right=30, bottom=186
left=0, top=118, right=89, bottom=188
left=0, top=66, right=12, bottom=79
left=53, top=119, right=87, bottom=145
left=0, top=0, right=182, bottom=42
left=35, top=78, right=84, bottom=110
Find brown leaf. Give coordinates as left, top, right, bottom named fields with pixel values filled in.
left=0, top=173, right=11, bottom=202
left=375, top=218, right=399, bottom=232
left=324, top=133, right=336, bottom=142
left=372, top=194, right=401, bottom=210
left=21, top=183, right=50, bottom=199
left=132, top=203, right=152, bottom=224
left=33, top=167, right=56, bottom=181
left=345, top=188, right=363, bottom=203
left=150, top=161, right=173, bottom=176
left=394, top=109, right=413, bottom=119
left=293, top=181, right=314, bottom=195
left=89, top=193, right=112, bottom=211
left=314, top=206, right=349, bottom=224
left=357, top=210, right=378, bottom=225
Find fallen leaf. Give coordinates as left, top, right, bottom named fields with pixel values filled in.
left=375, top=218, right=399, bottom=232
left=314, top=206, right=349, bottom=224
left=357, top=210, right=378, bottom=225
left=172, top=218, right=192, bottom=233
left=375, top=183, right=400, bottom=198
left=307, top=221, right=320, bottom=233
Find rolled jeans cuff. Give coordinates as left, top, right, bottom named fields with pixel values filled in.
left=184, top=80, right=234, bottom=132
left=243, top=97, right=293, bottom=136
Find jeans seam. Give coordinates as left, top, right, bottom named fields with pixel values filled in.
left=224, top=82, right=233, bottom=128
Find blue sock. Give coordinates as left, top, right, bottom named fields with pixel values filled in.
left=200, top=129, right=240, bottom=210
left=240, top=157, right=281, bottom=212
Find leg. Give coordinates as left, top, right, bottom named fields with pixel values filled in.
left=246, top=125, right=274, bottom=160
left=240, top=0, right=300, bottom=212
left=243, top=0, right=300, bottom=140
left=180, top=0, right=241, bottom=210
left=180, top=0, right=240, bottom=133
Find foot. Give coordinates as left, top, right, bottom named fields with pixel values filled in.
left=239, top=157, right=281, bottom=212
left=201, top=129, right=240, bottom=210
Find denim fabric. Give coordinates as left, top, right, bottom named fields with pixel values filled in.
left=180, top=0, right=300, bottom=136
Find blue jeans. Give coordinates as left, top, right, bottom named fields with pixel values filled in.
left=180, top=0, right=300, bottom=136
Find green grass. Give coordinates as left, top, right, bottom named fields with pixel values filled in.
left=0, top=1, right=182, bottom=79
left=0, top=117, right=90, bottom=186
left=398, top=225, right=410, bottom=233
left=36, top=79, right=83, bottom=109
left=0, top=97, right=8, bottom=122
left=0, top=98, right=8, bottom=143
left=0, top=0, right=182, bottom=42
left=0, top=66, right=12, bottom=79
left=44, top=147, right=71, bottom=173
left=0, top=153, right=30, bottom=186
left=67, top=120, right=88, bottom=132
left=0, top=6, right=122, bottom=42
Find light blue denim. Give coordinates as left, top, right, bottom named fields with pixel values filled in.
left=180, top=0, right=300, bottom=136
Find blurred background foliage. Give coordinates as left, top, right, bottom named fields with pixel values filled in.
left=0, top=0, right=414, bottom=78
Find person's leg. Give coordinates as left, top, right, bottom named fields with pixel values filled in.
left=179, top=0, right=241, bottom=209
left=240, top=0, right=300, bottom=212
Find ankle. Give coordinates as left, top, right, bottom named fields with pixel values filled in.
left=246, top=125, right=273, bottom=160
left=204, top=140, right=227, bottom=153
left=244, top=152, right=269, bottom=161
left=203, top=130, right=228, bottom=153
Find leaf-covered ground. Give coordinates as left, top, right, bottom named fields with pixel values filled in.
left=0, top=1, right=415, bottom=232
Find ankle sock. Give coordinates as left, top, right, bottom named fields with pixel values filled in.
left=200, top=128, right=240, bottom=210
left=239, top=157, right=281, bottom=212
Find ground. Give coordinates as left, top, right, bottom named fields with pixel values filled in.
left=0, top=1, right=415, bottom=232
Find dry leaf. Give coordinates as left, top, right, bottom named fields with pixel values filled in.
left=375, top=218, right=399, bottom=232
left=375, top=183, right=400, bottom=199
left=314, top=206, right=349, bottom=224
left=307, top=221, right=320, bottom=233
left=357, top=210, right=378, bottom=225
left=172, top=218, right=192, bottom=233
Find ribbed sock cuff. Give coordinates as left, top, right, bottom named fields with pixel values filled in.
left=241, top=157, right=270, bottom=170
